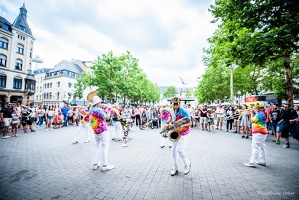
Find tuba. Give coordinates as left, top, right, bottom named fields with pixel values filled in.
left=160, top=117, right=191, bottom=142
left=86, top=90, right=97, bottom=103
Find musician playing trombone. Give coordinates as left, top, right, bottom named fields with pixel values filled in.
left=164, top=97, right=192, bottom=176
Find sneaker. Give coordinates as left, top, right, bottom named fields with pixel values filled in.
left=84, top=140, right=90, bottom=143
left=184, top=163, right=191, bottom=175
left=72, top=141, right=79, bottom=144
left=122, top=142, right=127, bottom=147
left=283, top=144, right=290, bottom=148
left=170, top=168, right=178, bottom=176
left=243, top=163, right=256, bottom=168
left=50, top=128, right=53, bottom=131
left=276, top=140, right=280, bottom=145
left=169, top=146, right=172, bottom=148
left=245, top=136, right=249, bottom=139
left=101, top=164, right=115, bottom=171
left=2, top=136, right=9, bottom=139
left=160, top=146, right=165, bottom=148
left=272, top=140, right=276, bottom=142
left=46, top=129, right=49, bottom=131
left=241, top=135, right=245, bottom=138
left=111, top=138, right=117, bottom=141
left=31, top=129, right=36, bottom=132
left=257, top=163, right=266, bottom=166
left=93, top=164, right=98, bottom=170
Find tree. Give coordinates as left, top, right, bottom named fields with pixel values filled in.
left=185, top=89, right=192, bottom=98
left=210, top=0, right=299, bottom=105
left=163, top=86, right=178, bottom=98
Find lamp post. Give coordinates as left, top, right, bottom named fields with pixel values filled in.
left=237, top=90, right=241, bottom=107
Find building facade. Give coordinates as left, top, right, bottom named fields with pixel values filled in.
left=32, top=60, right=88, bottom=108
left=0, top=3, right=36, bottom=107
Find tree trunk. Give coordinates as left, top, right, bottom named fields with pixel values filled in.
left=283, top=49, right=294, bottom=106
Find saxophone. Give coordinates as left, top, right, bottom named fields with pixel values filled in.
left=160, top=117, right=191, bottom=142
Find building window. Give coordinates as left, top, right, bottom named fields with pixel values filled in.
left=18, top=35, right=25, bottom=41
left=17, top=44, right=24, bottom=54
left=0, top=74, right=6, bottom=88
left=15, top=59, right=23, bottom=70
left=13, top=77, right=22, bottom=89
left=0, top=54, right=7, bottom=67
left=2, top=24, right=9, bottom=31
left=57, top=92, right=60, bottom=99
left=49, top=92, right=52, bottom=99
left=44, top=93, right=46, bottom=99
left=40, top=87, right=42, bottom=92
left=57, top=81, right=60, bottom=87
left=19, top=25, right=26, bottom=31
left=68, top=82, right=72, bottom=88
left=0, top=38, right=8, bottom=49
left=44, top=83, right=46, bottom=88
left=50, top=83, right=52, bottom=88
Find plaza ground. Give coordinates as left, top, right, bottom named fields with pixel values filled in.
left=0, top=124, right=298, bottom=200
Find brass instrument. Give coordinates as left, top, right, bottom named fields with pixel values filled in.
left=160, top=117, right=191, bottom=142
left=86, top=90, right=97, bottom=103
left=225, top=108, right=253, bottom=120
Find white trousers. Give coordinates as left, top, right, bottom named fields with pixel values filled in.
left=75, top=123, right=91, bottom=142
left=250, top=133, right=267, bottom=164
left=112, top=121, right=122, bottom=139
left=92, top=131, right=109, bottom=165
left=172, top=135, right=190, bottom=170
left=160, top=124, right=172, bottom=147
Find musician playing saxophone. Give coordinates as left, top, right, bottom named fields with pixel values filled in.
left=164, top=97, right=192, bottom=176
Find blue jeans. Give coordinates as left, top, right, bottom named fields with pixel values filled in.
left=37, top=116, right=44, bottom=125
left=63, top=115, right=68, bottom=126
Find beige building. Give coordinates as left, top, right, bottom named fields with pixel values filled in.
left=0, top=3, right=36, bottom=107
left=32, top=60, right=89, bottom=108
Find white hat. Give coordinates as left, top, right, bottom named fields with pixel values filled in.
left=92, top=96, right=102, bottom=106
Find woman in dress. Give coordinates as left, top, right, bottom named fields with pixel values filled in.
left=239, top=105, right=251, bottom=139
left=11, top=106, right=20, bottom=137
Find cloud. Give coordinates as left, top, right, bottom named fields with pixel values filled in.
left=1, top=0, right=217, bottom=88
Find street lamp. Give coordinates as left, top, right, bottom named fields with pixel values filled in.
left=237, top=90, right=241, bottom=107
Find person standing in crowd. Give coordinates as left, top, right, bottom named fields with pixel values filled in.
left=244, top=103, right=267, bottom=167
left=11, top=106, right=20, bottom=137
left=110, top=104, right=122, bottom=141
left=61, top=104, right=69, bottom=127
left=134, top=105, right=142, bottom=127
left=72, top=107, right=91, bottom=144
left=20, top=105, right=35, bottom=133
left=0, top=102, right=13, bottom=139
left=29, top=103, right=37, bottom=127
left=207, top=108, right=215, bottom=132
left=270, top=104, right=282, bottom=145
left=160, top=102, right=172, bottom=148
left=199, top=105, right=207, bottom=131
left=216, top=105, right=225, bottom=131
left=89, top=95, right=114, bottom=171
left=45, top=106, right=55, bottom=131
left=165, top=97, right=192, bottom=176
left=278, top=103, right=298, bottom=148
left=265, top=103, right=273, bottom=134
left=239, top=105, right=250, bottom=138
left=194, top=107, right=200, bottom=129
left=36, top=105, right=45, bottom=126
left=226, top=107, right=234, bottom=132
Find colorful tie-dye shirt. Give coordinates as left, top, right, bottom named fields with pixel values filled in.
left=171, top=107, right=191, bottom=136
left=160, top=106, right=171, bottom=125
left=81, top=113, right=90, bottom=125
left=251, top=110, right=267, bottom=135
left=110, top=108, right=120, bottom=121
left=89, top=106, right=107, bottom=134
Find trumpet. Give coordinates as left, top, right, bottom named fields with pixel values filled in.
left=160, top=117, right=191, bottom=142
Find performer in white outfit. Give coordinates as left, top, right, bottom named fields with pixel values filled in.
left=89, top=94, right=114, bottom=171
left=165, top=97, right=192, bottom=176
left=72, top=108, right=92, bottom=144
left=160, top=103, right=172, bottom=148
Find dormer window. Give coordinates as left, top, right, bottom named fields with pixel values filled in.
left=19, top=25, right=26, bottom=31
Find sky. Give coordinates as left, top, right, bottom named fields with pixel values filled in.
left=1, top=0, right=218, bottom=88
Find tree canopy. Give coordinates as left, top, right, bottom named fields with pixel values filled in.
left=74, top=51, right=160, bottom=105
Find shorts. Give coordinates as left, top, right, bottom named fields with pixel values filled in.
left=22, top=118, right=32, bottom=126
left=271, top=122, right=281, bottom=133
left=281, top=125, right=298, bottom=139
left=4, top=118, right=12, bottom=126
left=47, top=116, right=53, bottom=120
left=194, top=118, right=199, bottom=122
left=200, top=117, right=207, bottom=124
left=208, top=119, right=214, bottom=125
left=217, top=117, right=224, bottom=123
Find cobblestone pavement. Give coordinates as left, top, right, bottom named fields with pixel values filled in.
left=0, top=124, right=298, bottom=200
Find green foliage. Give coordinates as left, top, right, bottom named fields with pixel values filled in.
left=163, top=86, right=178, bottom=98
left=74, top=51, right=159, bottom=105
left=203, top=0, right=299, bottom=104
left=185, top=89, right=192, bottom=98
